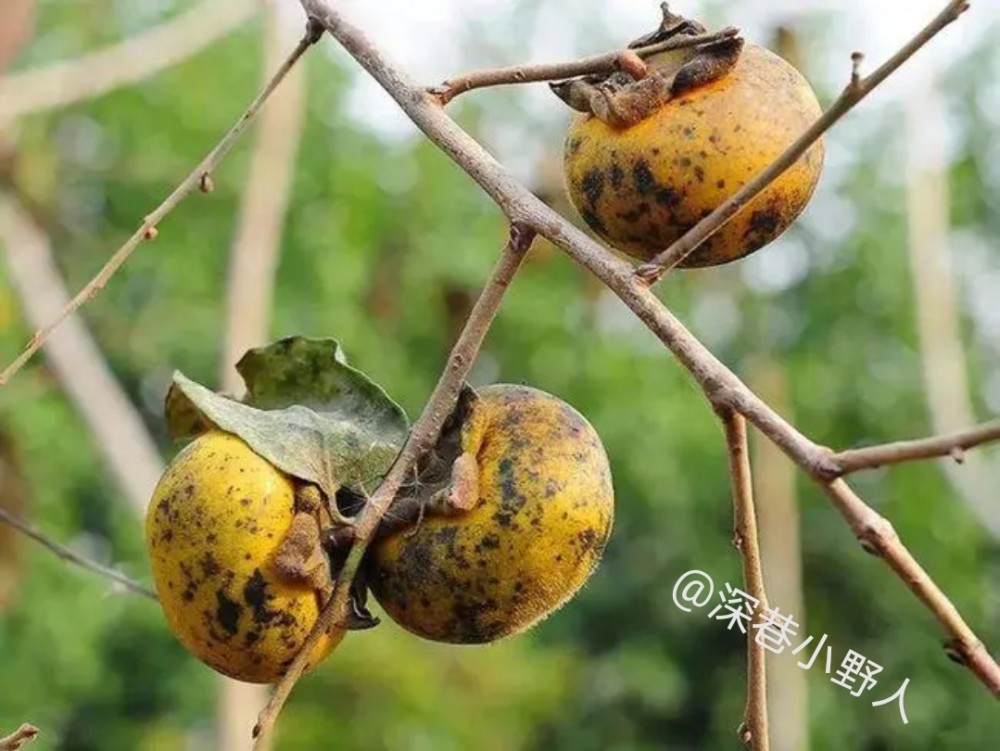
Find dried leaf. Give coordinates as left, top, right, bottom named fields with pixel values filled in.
left=164, top=337, right=409, bottom=497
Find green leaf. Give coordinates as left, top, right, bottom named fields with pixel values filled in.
left=163, top=337, right=410, bottom=497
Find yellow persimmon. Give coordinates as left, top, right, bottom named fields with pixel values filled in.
left=146, top=430, right=342, bottom=683
left=367, top=384, right=614, bottom=644
left=562, top=43, right=823, bottom=267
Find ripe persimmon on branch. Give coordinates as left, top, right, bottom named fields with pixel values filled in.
left=255, top=0, right=996, bottom=745
left=251, top=225, right=536, bottom=745
left=1, top=0, right=996, bottom=748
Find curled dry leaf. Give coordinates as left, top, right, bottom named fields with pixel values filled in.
left=165, top=336, right=409, bottom=498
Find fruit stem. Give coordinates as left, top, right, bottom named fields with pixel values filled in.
left=429, top=26, right=739, bottom=106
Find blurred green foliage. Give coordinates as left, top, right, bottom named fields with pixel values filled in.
left=1, top=2, right=998, bottom=750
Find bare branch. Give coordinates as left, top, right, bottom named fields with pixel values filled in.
left=252, top=225, right=536, bottom=745
left=0, top=724, right=38, bottom=751
left=0, top=194, right=164, bottom=513
left=820, top=480, right=1000, bottom=693
left=0, top=0, right=258, bottom=123
left=431, top=26, right=739, bottom=105
left=297, top=0, right=999, bottom=702
left=635, top=0, right=971, bottom=282
left=832, top=420, right=1000, bottom=476
left=0, top=20, right=323, bottom=389
left=747, top=360, right=806, bottom=750
left=720, top=410, right=769, bottom=750
left=0, top=508, right=157, bottom=600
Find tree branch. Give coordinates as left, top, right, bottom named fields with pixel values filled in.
left=831, top=420, right=1000, bottom=476
left=0, top=0, right=259, bottom=123
left=820, top=480, right=1000, bottom=691
left=297, top=0, right=1000, bottom=704
left=0, top=724, right=38, bottom=751
left=0, top=18, right=323, bottom=389
left=430, top=26, right=739, bottom=105
left=252, top=225, right=535, bottom=745
left=0, top=508, right=157, bottom=600
left=720, top=410, right=769, bottom=750
left=634, top=0, right=971, bottom=282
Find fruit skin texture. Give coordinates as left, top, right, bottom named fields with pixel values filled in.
left=563, top=43, right=824, bottom=267
left=368, top=384, right=614, bottom=644
left=146, top=430, right=342, bottom=683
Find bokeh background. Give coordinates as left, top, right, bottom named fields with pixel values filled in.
left=1, top=1, right=998, bottom=749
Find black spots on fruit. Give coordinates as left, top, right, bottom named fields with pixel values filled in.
left=694, top=165, right=705, bottom=183
left=215, top=590, right=242, bottom=636
left=199, top=551, right=222, bottom=579
left=682, top=125, right=695, bottom=139
left=616, top=202, right=651, bottom=224
left=716, top=179, right=726, bottom=189
left=577, top=528, right=603, bottom=558
left=609, top=163, right=624, bottom=190
left=243, top=569, right=277, bottom=627
left=655, top=187, right=682, bottom=209
left=494, top=457, right=528, bottom=528
left=566, top=136, right=582, bottom=156
left=581, top=168, right=604, bottom=206
left=478, top=533, right=501, bottom=551
left=744, top=202, right=783, bottom=248
left=240, top=497, right=252, bottom=507
left=448, top=597, right=504, bottom=644
left=580, top=208, right=607, bottom=236
left=632, top=160, right=656, bottom=195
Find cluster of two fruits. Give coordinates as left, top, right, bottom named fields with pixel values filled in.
left=146, top=6, right=825, bottom=684
left=147, top=371, right=614, bottom=683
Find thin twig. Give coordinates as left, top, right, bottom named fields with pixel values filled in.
left=820, top=480, right=1000, bottom=691
left=634, top=0, right=971, bottom=282
left=431, top=26, right=738, bottom=105
left=298, top=0, right=1000, bottom=701
left=0, top=508, right=157, bottom=600
left=0, top=724, right=38, bottom=751
left=832, top=420, right=1000, bottom=476
left=252, top=225, right=536, bottom=745
left=720, top=410, right=769, bottom=750
left=0, top=0, right=258, bottom=122
left=0, top=19, right=324, bottom=389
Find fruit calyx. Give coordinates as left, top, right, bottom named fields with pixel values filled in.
left=549, top=4, right=745, bottom=129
